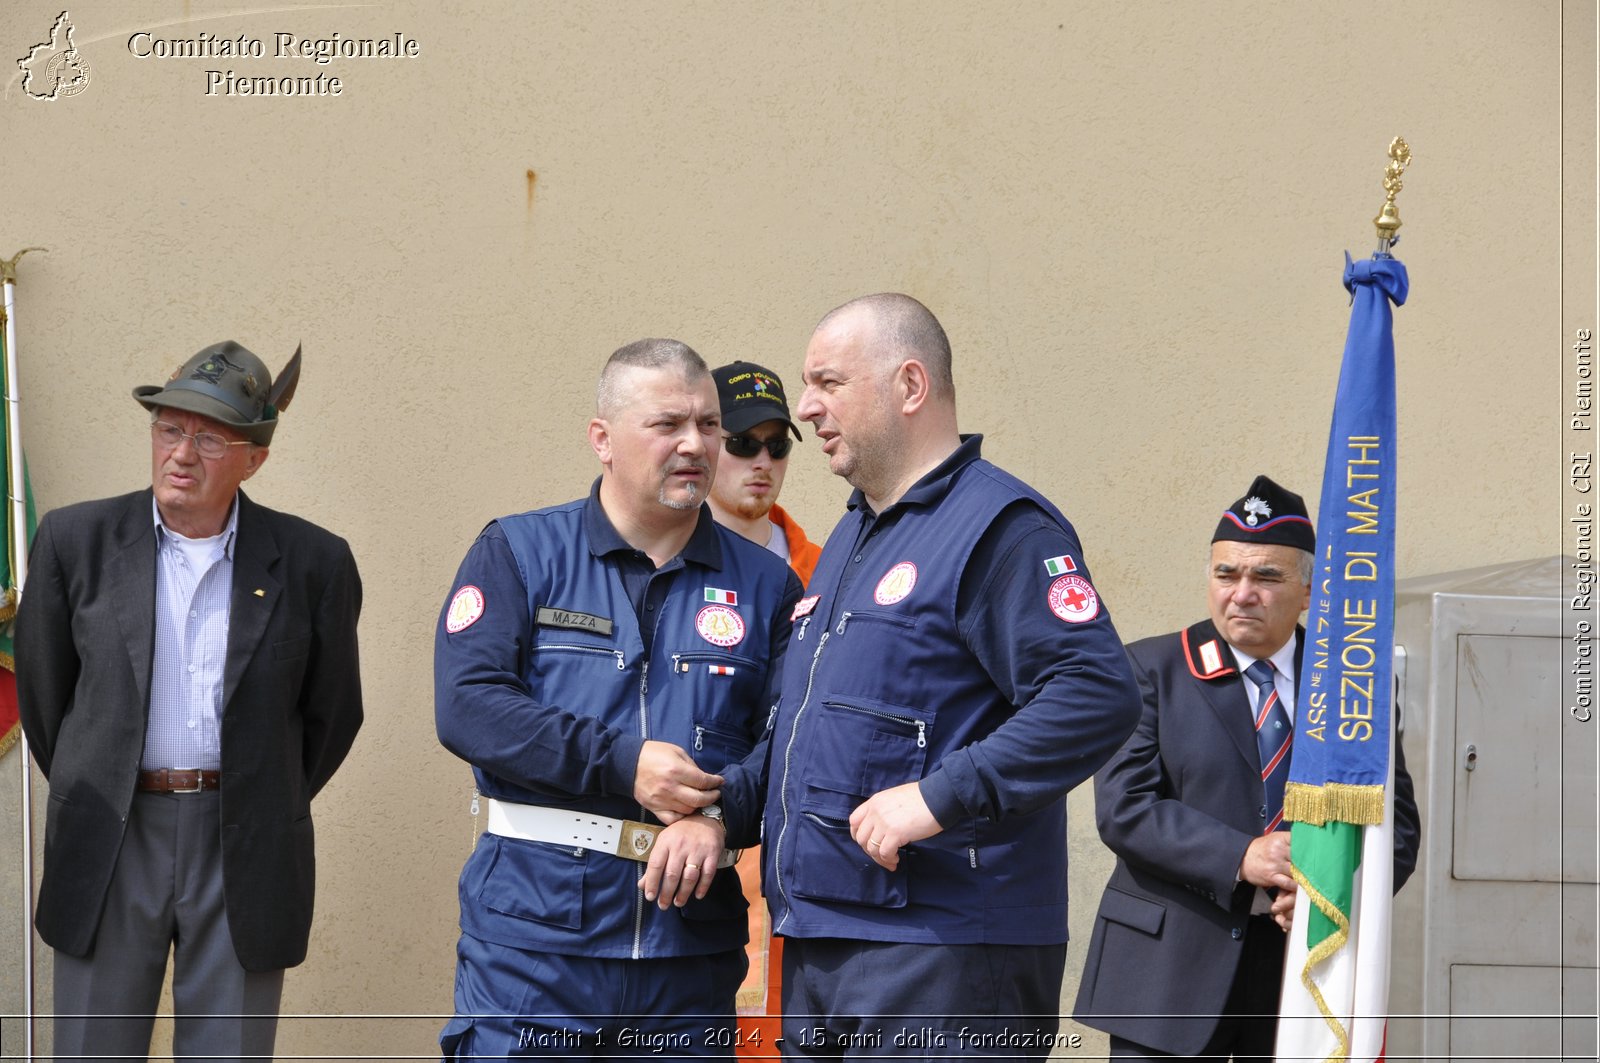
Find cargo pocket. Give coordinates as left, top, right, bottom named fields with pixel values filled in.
left=690, top=717, right=755, bottom=773
left=476, top=836, right=586, bottom=929
left=787, top=786, right=908, bottom=908
left=670, top=649, right=765, bottom=711
left=808, top=696, right=932, bottom=795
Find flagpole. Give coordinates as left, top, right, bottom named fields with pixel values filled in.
left=1276, top=140, right=1411, bottom=1063
left=3, top=245, right=44, bottom=1063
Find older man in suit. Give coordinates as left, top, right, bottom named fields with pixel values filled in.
left=1074, top=475, right=1419, bottom=1062
left=18, top=341, right=363, bottom=1062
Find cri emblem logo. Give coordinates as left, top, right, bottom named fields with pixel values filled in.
left=873, top=562, right=917, bottom=606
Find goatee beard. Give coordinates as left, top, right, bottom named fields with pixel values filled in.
left=660, top=481, right=704, bottom=511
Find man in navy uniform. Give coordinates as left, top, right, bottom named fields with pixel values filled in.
left=1074, top=475, right=1420, bottom=1061
left=756, top=293, right=1142, bottom=1057
left=435, top=338, right=801, bottom=1060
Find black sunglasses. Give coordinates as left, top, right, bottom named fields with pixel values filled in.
left=723, top=434, right=793, bottom=460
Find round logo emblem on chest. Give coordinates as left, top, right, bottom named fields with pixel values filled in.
left=696, top=604, right=747, bottom=647
left=1047, top=574, right=1100, bottom=624
left=874, top=561, right=918, bottom=606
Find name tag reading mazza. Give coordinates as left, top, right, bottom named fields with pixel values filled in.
left=535, top=606, right=614, bottom=637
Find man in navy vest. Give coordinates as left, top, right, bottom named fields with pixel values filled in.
left=435, top=339, right=801, bottom=1060
left=1073, top=476, right=1420, bottom=1060
left=757, top=294, right=1142, bottom=1057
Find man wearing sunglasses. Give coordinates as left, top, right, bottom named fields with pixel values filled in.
left=709, top=361, right=823, bottom=586
left=17, top=341, right=364, bottom=1061
left=708, top=361, right=823, bottom=1041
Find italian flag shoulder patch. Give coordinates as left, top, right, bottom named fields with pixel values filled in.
left=1043, top=555, right=1077, bottom=577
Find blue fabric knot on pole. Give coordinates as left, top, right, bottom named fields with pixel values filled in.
left=1344, top=251, right=1409, bottom=307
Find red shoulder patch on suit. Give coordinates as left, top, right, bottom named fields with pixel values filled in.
left=1181, top=628, right=1237, bottom=680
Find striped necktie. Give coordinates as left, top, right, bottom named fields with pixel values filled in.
left=1246, top=659, right=1292, bottom=833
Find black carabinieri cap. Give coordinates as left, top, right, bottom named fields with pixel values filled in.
left=1213, top=474, right=1316, bottom=552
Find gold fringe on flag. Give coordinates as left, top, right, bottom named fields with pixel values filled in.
left=1284, top=781, right=1386, bottom=827
left=1291, top=861, right=1354, bottom=1063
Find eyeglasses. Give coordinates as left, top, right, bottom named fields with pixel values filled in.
left=152, top=420, right=254, bottom=460
left=723, top=434, right=793, bottom=460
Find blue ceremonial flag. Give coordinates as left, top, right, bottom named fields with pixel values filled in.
left=1287, top=252, right=1408, bottom=820
left=1278, top=251, right=1408, bottom=1063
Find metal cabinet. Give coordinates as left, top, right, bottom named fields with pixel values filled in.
left=1387, top=557, right=1597, bottom=1062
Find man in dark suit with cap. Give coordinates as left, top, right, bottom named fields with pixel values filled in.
left=17, top=341, right=363, bottom=1061
left=1074, top=475, right=1419, bottom=1062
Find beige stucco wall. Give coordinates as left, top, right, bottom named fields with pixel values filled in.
left=1, top=0, right=1593, bottom=1058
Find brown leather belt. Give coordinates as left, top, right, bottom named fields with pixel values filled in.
left=137, top=769, right=221, bottom=793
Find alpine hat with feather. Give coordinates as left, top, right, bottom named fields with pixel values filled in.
left=133, top=340, right=302, bottom=446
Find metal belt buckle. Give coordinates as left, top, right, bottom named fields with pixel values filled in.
left=170, top=772, right=205, bottom=793
left=617, top=819, right=662, bottom=863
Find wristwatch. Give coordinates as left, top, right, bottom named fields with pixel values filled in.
left=698, top=804, right=741, bottom=865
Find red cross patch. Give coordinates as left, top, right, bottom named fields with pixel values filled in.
left=1047, top=574, right=1099, bottom=624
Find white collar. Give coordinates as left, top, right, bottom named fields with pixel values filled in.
left=1228, top=636, right=1297, bottom=683
left=151, top=494, right=239, bottom=558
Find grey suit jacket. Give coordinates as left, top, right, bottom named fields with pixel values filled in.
left=17, top=488, right=363, bottom=971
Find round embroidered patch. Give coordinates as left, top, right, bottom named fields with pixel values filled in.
left=1047, top=574, right=1100, bottom=624
left=446, top=585, right=486, bottom=633
left=696, top=604, right=747, bottom=647
left=874, top=561, right=918, bottom=606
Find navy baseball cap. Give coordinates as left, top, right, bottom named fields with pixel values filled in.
left=713, top=361, right=802, bottom=440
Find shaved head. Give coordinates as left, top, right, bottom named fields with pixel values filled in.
left=814, top=292, right=953, bottom=399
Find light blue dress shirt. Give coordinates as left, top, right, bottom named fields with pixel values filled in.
left=140, top=496, right=238, bottom=771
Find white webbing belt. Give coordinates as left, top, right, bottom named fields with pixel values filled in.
left=485, top=798, right=737, bottom=868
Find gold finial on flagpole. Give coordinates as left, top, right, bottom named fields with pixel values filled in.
left=0, top=248, right=46, bottom=286
left=1373, top=138, right=1410, bottom=253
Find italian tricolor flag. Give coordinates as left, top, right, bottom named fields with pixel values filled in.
left=1042, top=555, right=1076, bottom=576
left=1276, top=249, right=1408, bottom=1063
left=704, top=587, right=737, bottom=606
left=1278, top=757, right=1398, bottom=1063
left=1, top=317, right=36, bottom=762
